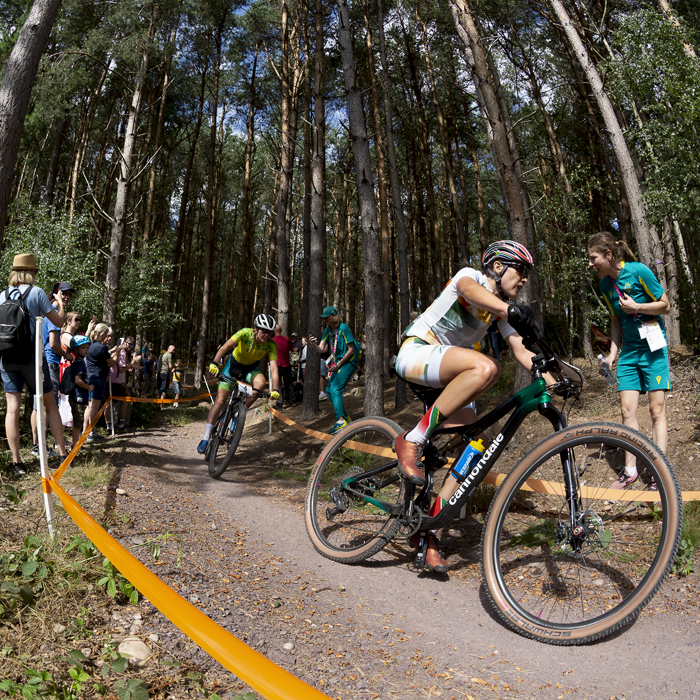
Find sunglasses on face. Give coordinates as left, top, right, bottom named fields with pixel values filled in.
left=508, top=263, right=529, bottom=278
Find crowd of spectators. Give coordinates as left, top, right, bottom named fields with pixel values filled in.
left=0, top=253, right=187, bottom=476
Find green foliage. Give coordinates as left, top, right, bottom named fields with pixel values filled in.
left=114, top=678, right=149, bottom=700
left=673, top=501, right=700, bottom=576
left=4, top=483, right=27, bottom=505
left=606, top=10, right=700, bottom=226
left=672, top=538, right=695, bottom=576
left=2, top=203, right=181, bottom=337
left=0, top=535, right=55, bottom=617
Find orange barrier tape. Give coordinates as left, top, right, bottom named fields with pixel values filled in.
left=111, top=392, right=212, bottom=405
left=48, top=477, right=331, bottom=700
left=270, top=408, right=700, bottom=503
left=51, top=399, right=112, bottom=484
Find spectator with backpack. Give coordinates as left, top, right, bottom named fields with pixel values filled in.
left=0, top=254, right=69, bottom=477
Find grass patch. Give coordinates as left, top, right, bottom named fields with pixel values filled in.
left=61, top=452, right=112, bottom=490
left=673, top=501, right=700, bottom=576
left=271, top=467, right=310, bottom=482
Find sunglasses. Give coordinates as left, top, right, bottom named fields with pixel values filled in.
left=508, top=263, right=529, bottom=278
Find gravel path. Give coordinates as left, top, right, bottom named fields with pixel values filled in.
left=100, top=408, right=700, bottom=700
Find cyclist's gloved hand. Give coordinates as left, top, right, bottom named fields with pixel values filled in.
left=208, top=363, right=220, bottom=376
left=507, top=304, right=543, bottom=347
left=270, top=390, right=280, bottom=401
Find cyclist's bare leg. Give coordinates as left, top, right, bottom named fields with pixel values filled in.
left=206, top=386, right=232, bottom=427
left=437, top=405, right=481, bottom=503
left=245, top=374, right=267, bottom=409
left=432, top=347, right=500, bottom=416
left=402, top=347, right=499, bottom=447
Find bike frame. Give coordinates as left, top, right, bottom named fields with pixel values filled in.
left=342, top=376, right=574, bottom=533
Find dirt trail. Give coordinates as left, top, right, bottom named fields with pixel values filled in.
left=102, top=402, right=700, bottom=700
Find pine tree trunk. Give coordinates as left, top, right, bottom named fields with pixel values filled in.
left=337, top=0, right=384, bottom=417
left=362, top=0, right=392, bottom=376
left=103, top=28, right=152, bottom=325
left=195, top=17, right=226, bottom=389
left=0, top=0, right=64, bottom=248
left=41, top=115, right=67, bottom=208
left=238, top=44, right=259, bottom=330
left=302, top=0, right=326, bottom=421
left=448, top=0, right=528, bottom=243
left=548, top=0, right=654, bottom=266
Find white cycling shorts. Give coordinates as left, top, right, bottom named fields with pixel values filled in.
left=395, top=337, right=450, bottom=388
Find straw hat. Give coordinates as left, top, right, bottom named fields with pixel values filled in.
left=11, top=253, right=38, bottom=271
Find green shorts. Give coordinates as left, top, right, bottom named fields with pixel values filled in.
left=616, top=345, right=671, bottom=393
left=218, top=369, right=262, bottom=391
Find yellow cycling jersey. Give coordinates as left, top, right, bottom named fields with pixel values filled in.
left=230, top=328, right=278, bottom=365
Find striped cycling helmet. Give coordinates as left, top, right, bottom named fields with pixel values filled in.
left=482, top=240, right=534, bottom=270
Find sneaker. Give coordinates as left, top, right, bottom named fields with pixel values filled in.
left=609, top=470, right=639, bottom=489
left=648, top=479, right=658, bottom=492
left=12, top=463, right=27, bottom=478
left=197, top=439, right=208, bottom=455
left=118, top=422, right=126, bottom=430
left=86, top=432, right=103, bottom=443
left=319, top=391, right=328, bottom=401
left=394, top=432, right=426, bottom=486
left=329, top=417, right=349, bottom=435
left=30, top=445, right=39, bottom=457
left=46, top=447, right=59, bottom=460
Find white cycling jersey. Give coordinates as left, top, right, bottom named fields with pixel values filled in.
left=404, top=267, right=516, bottom=347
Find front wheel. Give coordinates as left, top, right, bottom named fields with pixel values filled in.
left=481, top=421, right=682, bottom=645
left=305, top=417, right=405, bottom=564
left=208, top=403, right=247, bottom=479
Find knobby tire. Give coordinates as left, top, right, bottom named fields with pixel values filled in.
left=481, top=421, right=682, bottom=645
left=305, top=417, right=405, bottom=563
left=208, top=403, right=247, bottom=479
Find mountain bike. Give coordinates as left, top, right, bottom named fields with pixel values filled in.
left=304, top=331, right=682, bottom=645
left=204, top=379, right=266, bottom=479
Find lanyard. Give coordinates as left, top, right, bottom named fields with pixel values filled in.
left=608, top=276, right=639, bottom=319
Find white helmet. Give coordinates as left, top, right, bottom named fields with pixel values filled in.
left=254, top=313, right=276, bottom=332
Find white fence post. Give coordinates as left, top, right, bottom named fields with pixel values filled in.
left=36, top=317, right=55, bottom=539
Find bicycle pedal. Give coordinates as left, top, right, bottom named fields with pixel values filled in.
left=412, top=534, right=429, bottom=571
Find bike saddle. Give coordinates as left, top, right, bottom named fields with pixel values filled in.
left=405, top=382, right=443, bottom=412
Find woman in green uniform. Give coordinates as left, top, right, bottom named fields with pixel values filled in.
left=588, top=232, right=671, bottom=490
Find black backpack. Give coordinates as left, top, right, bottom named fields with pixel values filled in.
left=60, top=362, right=76, bottom=396
left=0, top=286, right=33, bottom=364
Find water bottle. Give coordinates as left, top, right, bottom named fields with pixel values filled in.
left=453, top=439, right=486, bottom=478
left=597, top=354, right=616, bottom=386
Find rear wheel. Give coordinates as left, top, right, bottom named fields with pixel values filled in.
left=208, top=403, right=247, bottom=479
left=481, top=422, right=682, bottom=644
left=305, top=417, right=405, bottom=563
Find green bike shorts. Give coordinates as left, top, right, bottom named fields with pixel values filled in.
left=616, top=345, right=671, bottom=393
left=219, top=357, right=262, bottom=390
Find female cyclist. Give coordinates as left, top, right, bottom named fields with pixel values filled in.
left=394, top=241, right=544, bottom=572
left=196, top=314, right=281, bottom=455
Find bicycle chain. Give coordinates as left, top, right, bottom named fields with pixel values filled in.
left=326, top=469, right=424, bottom=540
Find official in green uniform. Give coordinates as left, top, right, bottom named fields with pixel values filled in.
left=588, top=232, right=671, bottom=490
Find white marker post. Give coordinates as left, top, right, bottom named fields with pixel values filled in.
left=203, top=374, right=215, bottom=405
left=36, top=317, right=55, bottom=539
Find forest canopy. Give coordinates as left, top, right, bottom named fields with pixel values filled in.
left=0, top=0, right=698, bottom=415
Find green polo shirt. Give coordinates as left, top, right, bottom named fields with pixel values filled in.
left=598, top=261, right=666, bottom=350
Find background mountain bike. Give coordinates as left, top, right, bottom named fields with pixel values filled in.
left=304, top=332, right=682, bottom=645
left=204, top=380, right=268, bottom=479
